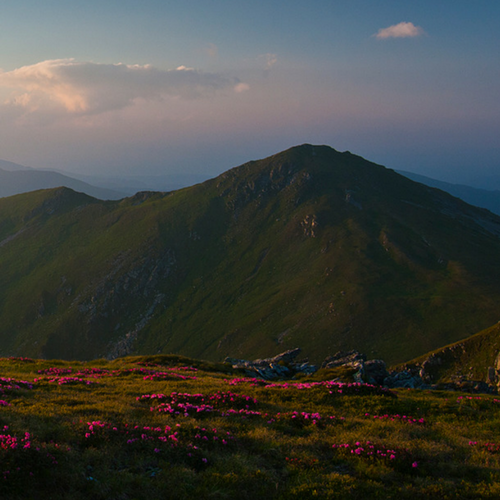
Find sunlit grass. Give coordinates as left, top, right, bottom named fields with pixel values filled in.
left=0, top=355, right=499, bottom=499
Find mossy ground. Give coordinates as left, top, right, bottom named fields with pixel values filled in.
left=0, top=354, right=499, bottom=499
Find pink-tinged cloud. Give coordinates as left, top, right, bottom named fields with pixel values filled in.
left=234, top=82, right=250, bottom=93
left=0, top=59, right=245, bottom=115
left=374, top=22, right=425, bottom=40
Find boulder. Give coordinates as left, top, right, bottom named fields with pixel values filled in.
left=321, top=350, right=366, bottom=369
left=383, top=369, right=424, bottom=389
left=224, top=348, right=316, bottom=380
left=364, top=359, right=389, bottom=385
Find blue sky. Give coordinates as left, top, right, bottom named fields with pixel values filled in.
left=0, top=1, right=499, bottom=186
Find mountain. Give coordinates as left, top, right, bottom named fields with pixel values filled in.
left=1, top=144, right=500, bottom=364
left=398, top=170, right=500, bottom=216
left=404, top=321, right=500, bottom=385
left=0, top=162, right=126, bottom=200
left=0, top=159, right=34, bottom=171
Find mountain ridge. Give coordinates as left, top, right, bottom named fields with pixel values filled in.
left=1, top=144, right=500, bottom=364
left=0, top=163, right=126, bottom=200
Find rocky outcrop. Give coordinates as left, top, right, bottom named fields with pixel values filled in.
left=224, top=348, right=497, bottom=394
left=225, top=348, right=317, bottom=380
left=486, top=351, right=500, bottom=388
left=322, top=350, right=366, bottom=370
left=364, top=359, right=390, bottom=385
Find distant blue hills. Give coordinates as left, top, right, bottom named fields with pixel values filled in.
left=397, top=170, right=500, bottom=216
left=1, top=157, right=499, bottom=217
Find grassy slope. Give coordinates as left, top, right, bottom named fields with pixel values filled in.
left=0, top=355, right=500, bottom=499
left=141, top=145, right=500, bottom=364
left=406, top=321, right=500, bottom=383
left=1, top=145, right=500, bottom=364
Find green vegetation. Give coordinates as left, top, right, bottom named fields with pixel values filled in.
left=407, top=322, right=500, bottom=383
left=0, top=354, right=499, bottom=499
left=1, top=145, right=500, bottom=365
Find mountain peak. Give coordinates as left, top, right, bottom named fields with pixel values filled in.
left=1, top=145, right=500, bottom=366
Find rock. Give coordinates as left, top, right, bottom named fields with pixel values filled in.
left=364, top=359, right=389, bottom=385
left=265, top=348, right=302, bottom=365
left=487, top=366, right=496, bottom=384
left=383, top=369, right=423, bottom=389
left=419, top=353, right=443, bottom=383
left=224, top=348, right=316, bottom=380
left=225, top=348, right=498, bottom=394
left=322, top=350, right=366, bottom=369
left=495, top=352, right=500, bottom=372
left=352, top=370, right=364, bottom=384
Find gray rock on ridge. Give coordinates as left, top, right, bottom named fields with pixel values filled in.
left=321, top=350, right=366, bottom=370
left=225, top=348, right=317, bottom=379
left=224, top=348, right=497, bottom=393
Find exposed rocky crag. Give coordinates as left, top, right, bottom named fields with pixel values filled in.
left=226, top=348, right=497, bottom=394
left=225, top=348, right=317, bottom=379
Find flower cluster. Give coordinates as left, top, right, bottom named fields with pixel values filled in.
left=6, top=357, right=35, bottom=363
left=0, top=426, right=66, bottom=483
left=0, top=427, right=31, bottom=450
left=285, top=456, right=320, bottom=470
left=81, top=419, right=235, bottom=468
left=457, top=396, right=484, bottom=402
left=37, top=367, right=73, bottom=376
left=0, top=377, right=33, bottom=393
left=140, top=391, right=258, bottom=418
left=267, top=411, right=344, bottom=428
left=35, top=365, right=199, bottom=383
left=138, top=391, right=344, bottom=428
left=142, top=371, right=197, bottom=381
left=0, top=377, right=34, bottom=407
left=365, top=413, right=425, bottom=425
left=332, top=440, right=416, bottom=468
left=34, top=376, right=98, bottom=386
left=469, top=441, right=500, bottom=453
left=226, top=377, right=269, bottom=387
left=263, top=380, right=396, bottom=397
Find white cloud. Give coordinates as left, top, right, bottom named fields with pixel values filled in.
left=374, top=22, right=425, bottom=40
left=234, top=82, right=250, bottom=93
left=0, top=59, right=244, bottom=115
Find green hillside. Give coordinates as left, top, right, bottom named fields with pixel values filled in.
left=406, top=322, right=500, bottom=384
left=1, top=144, right=500, bottom=364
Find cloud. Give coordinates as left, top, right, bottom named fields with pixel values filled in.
left=374, top=22, right=425, bottom=40
left=0, top=59, right=243, bottom=115
left=234, top=82, right=250, bottom=93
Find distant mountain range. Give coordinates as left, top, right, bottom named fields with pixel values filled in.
left=398, top=170, right=500, bottom=216
left=0, top=158, right=210, bottom=200
left=0, top=160, right=125, bottom=200
left=1, top=144, right=500, bottom=365
left=2, top=157, right=500, bottom=219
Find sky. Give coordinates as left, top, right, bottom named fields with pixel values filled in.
left=0, top=0, right=499, bottom=187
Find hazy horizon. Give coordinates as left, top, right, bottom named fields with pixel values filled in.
left=0, top=1, right=498, bottom=188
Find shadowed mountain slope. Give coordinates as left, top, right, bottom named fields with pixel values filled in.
left=405, top=321, right=500, bottom=384
left=1, top=144, right=500, bottom=364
